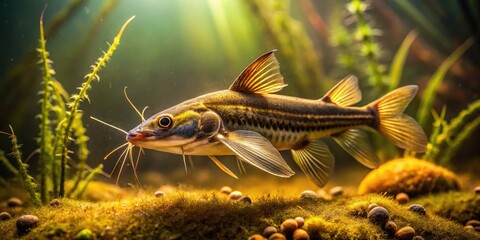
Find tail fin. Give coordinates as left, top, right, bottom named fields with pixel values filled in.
left=368, top=86, right=428, bottom=152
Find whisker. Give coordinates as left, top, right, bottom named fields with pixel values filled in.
left=90, top=116, right=128, bottom=135
left=141, top=107, right=149, bottom=120
left=104, top=142, right=129, bottom=160
left=128, top=144, right=142, bottom=188
left=181, top=147, right=188, bottom=173
left=124, top=87, right=145, bottom=122
left=116, top=146, right=130, bottom=185
left=110, top=146, right=129, bottom=178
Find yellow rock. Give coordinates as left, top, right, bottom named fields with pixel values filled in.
left=358, top=158, right=460, bottom=197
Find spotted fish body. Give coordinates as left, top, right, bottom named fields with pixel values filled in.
left=127, top=51, right=428, bottom=186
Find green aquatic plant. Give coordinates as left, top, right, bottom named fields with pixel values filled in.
left=346, top=0, right=386, bottom=93
left=0, top=12, right=134, bottom=205
left=423, top=99, right=480, bottom=166
left=416, top=38, right=474, bottom=128
left=57, top=15, right=135, bottom=197
left=1, top=127, right=42, bottom=206
left=245, top=0, right=325, bottom=95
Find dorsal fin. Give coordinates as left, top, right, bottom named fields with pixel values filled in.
left=321, top=75, right=361, bottom=106
left=229, top=50, right=287, bottom=94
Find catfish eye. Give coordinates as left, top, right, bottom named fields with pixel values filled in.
left=158, top=115, right=173, bottom=129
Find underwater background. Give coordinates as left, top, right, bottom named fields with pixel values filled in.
left=1, top=0, right=480, bottom=194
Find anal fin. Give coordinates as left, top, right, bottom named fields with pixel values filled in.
left=332, top=129, right=379, bottom=169
left=208, top=156, right=238, bottom=179
left=291, top=141, right=334, bottom=187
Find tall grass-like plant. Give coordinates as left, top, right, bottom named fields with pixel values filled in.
left=416, top=38, right=474, bottom=128
left=58, top=16, right=135, bottom=197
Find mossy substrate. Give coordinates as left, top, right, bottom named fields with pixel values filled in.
left=0, top=190, right=478, bottom=239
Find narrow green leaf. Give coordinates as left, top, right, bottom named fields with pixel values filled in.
left=388, top=31, right=417, bottom=92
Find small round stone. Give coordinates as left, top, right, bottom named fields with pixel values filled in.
left=50, top=198, right=61, bottom=207
left=300, top=190, right=319, bottom=201
left=368, top=206, right=390, bottom=227
left=292, top=229, right=309, bottom=240
left=280, top=218, right=298, bottom=237
left=239, top=196, right=253, bottom=204
left=395, top=226, right=416, bottom=240
left=75, top=228, right=94, bottom=240
left=395, top=192, right=410, bottom=204
left=367, top=203, right=379, bottom=213
left=474, top=186, right=480, bottom=194
left=229, top=191, right=243, bottom=200
left=407, top=204, right=426, bottom=216
left=466, top=219, right=480, bottom=227
left=248, top=234, right=265, bottom=240
left=384, top=221, right=397, bottom=236
left=154, top=191, right=165, bottom=197
left=263, top=226, right=277, bottom=238
left=7, top=197, right=23, bottom=207
left=464, top=225, right=474, bottom=231
left=0, top=212, right=12, bottom=221
left=16, top=215, right=39, bottom=235
left=294, top=216, right=305, bottom=228
left=412, top=236, right=424, bottom=240
left=220, top=186, right=232, bottom=195
left=269, top=233, right=286, bottom=240
left=329, top=186, right=343, bottom=197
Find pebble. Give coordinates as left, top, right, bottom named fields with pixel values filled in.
left=16, top=215, right=39, bottom=235
left=367, top=206, right=390, bottom=227
left=329, top=186, right=343, bottom=197
left=316, top=189, right=327, bottom=198
left=412, top=236, right=424, bottom=240
left=50, top=198, right=61, bottom=207
left=74, top=228, right=94, bottom=240
left=466, top=219, right=480, bottom=227
left=367, top=203, right=378, bottom=213
left=395, top=192, right=410, bottom=204
left=263, top=226, right=277, bottom=238
left=7, top=197, right=23, bottom=207
left=269, top=233, right=286, bottom=240
left=239, top=196, right=253, bottom=204
left=294, top=217, right=305, bottom=228
left=474, top=186, right=480, bottom=194
left=154, top=191, right=165, bottom=197
left=220, top=186, right=232, bottom=195
left=292, top=229, right=309, bottom=240
left=0, top=212, right=12, bottom=221
left=229, top=191, right=243, bottom=200
left=407, top=204, right=426, bottom=216
left=300, top=190, right=319, bottom=201
left=248, top=234, right=265, bottom=240
left=395, top=226, right=416, bottom=240
left=464, top=225, right=474, bottom=231
left=280, top=218, right=298, bottom=237
left=384, top=221, right=397, bottom=236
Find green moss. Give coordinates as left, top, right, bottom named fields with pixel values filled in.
left=413, top=191, right=480, bottom=224
left=0, top=190, right=477, bottom=239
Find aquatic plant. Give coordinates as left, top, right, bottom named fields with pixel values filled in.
left=423, top=99, right=480, bottom=166
left=0, top=12, right=134, bottom=204
left=416, top=38, right=474, bottom=128
left=1, top=127, right=41, bottom=206
left=245, top=0, right=325, bottom=95
left=346, top=0, right=386, bottom=93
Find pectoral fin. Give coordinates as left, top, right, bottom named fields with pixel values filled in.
left=291, top=141, right=334, bottom=187
left=208, top=156, right=238, bottom=179
left=216, top=130, right=294, bottom=178
left=332, top=129, right=379, bottom=169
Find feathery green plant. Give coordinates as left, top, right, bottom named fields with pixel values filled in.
left=3, top=127, right=41, bottom=206
left=423, top=99, right=480, bottom=165
left=0, top=12, right=135, bottom=205
left=58, top=15, right=135, bottom=197
left=347, top=0, right=386, bottom=93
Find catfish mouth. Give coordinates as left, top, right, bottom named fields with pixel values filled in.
left=126, top=130, right=157, bottom=142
